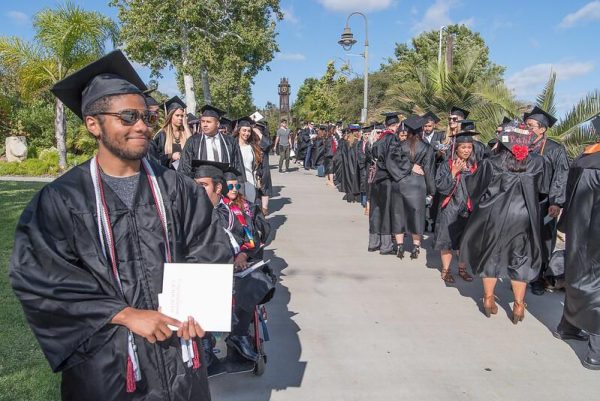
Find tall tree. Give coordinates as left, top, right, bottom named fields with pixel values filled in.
left=111, top=0, right=282, bottom=115
left=0, top=2, right=117, bottom=170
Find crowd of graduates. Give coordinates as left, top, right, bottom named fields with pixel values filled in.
left=297, top=107, right=600, bottom=370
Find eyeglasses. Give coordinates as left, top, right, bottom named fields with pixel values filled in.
left=526, top=123, right=540, bottom=129
left=227, top=183, right=242, bottom=190
left=94, top=109, right=159, bottom=127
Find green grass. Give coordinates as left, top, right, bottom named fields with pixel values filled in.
left=0, top=182, right=60, bottom=401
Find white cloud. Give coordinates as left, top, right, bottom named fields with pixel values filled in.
left=282, top=7, right=299, bottom=24
left=318, top=0, right=393, bottom=13
left=6, top=11, right=29, bottom=25
left=411, top=0, right=474, bottom=33
left=506, top=61, right=595, bottom=99
left=412, top=0, right=453, bottom=33
left=559, top=1, right=600, bottom=28
left=276, top=53, right=306, bottom=61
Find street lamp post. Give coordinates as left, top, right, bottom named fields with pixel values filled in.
left=338, top=12, right=369, bottom=123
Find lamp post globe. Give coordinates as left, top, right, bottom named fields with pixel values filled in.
left=338, top=26, right=357, bottom=51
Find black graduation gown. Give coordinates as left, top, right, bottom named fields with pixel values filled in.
left=296, top=129, right=310, bottom=161
left=559, top=151, right=600, bottom=335
left=530, top=138, right=569, bottom=264
left=258, top=135, right=273, bottom=198
left=459, top=154, right=548, bottom=281
left=391, top=140, right=435, bottom=235
left=357, top=139, right=369, bottom=193
left=432, top=160, right=474, bottom=250
left=9, top=160, right=232, bottom=401
left=177, top=133, right=237, bottom=176
left=368, top=134, right=412, bottom=234
left=149, top=130, right=183, bottom=169
left=324, top=137, right=336, bottom=174
left=333, top=139, right=347, bottom=190
left=339, top=140, right=361, bottom=202
left=313, top=138, right=325, bottom=166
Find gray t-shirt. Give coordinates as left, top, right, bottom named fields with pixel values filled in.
left=101, top=172, right=140, bottom=209
left=277, top=128, right=290, bottom=147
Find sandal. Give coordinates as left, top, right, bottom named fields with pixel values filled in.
left=512, top=300, right=527, bottom=324
left=482, top=295, right=498, bottom=318
left=396, top=244, right=405, bottom=259
left=458, top=266, right=473, bottom=282
left=410, top=245, right=420, bottom=260
left=441, top=269, right=455, bottom=283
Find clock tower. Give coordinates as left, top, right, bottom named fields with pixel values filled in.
left=278, top=77, right=291, bottom=121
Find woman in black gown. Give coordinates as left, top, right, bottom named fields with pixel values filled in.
left=151, top=96, right=192, bottom=169
left=433, top=121, right=478, bottom=283
left=460, top=123, right=549, bottom=323
left=392, top=116, right=435, bottom=260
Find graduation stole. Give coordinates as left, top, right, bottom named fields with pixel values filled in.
left=222, top=197, right=256, bottom=251
left=91, top=157, right=200, bottom=393
left=441, top=158, right=477, bottom=211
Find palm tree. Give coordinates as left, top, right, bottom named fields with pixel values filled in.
left=380, top=48, right=522, bottom=141
left=535, top=72, right=600, bottom=158
left=0, top=2, right=117, bottom=170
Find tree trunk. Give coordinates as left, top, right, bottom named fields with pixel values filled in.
left=201, top=67, right=212, bottom=105
left=54, top=98, right=67, bottom=171
left=181, top=26, right=197, bottom=113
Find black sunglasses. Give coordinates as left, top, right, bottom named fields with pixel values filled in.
left=227, top=183, right=242, bottom=190
left=448, top=116, right=459, bottom=122
left=95, top=109, right=159, bottom=127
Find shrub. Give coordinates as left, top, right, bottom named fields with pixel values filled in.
left=0, top=149, right=92, bottom=176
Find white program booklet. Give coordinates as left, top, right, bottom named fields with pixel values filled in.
left=159, top=263, right=233, bottom=332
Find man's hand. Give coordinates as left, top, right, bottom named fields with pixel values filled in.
left=172, top=152, right=181, bottom=161
left=177, top=316, right=205, bottom=340
left=111, top=307, right=181, bottom=343
left=412, top=164, right=425, bottom=176
left=548, top=205, right=562, bottom=219
left=233, top=252, right=249, bottom=272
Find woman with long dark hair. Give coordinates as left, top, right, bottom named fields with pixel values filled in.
left=433, top=121, right=479, bottom=283
left=392, top=115, right=435, bottom=260
left=151, top=96, right=192, bottom=169
left=460, top=122, right=549, bottom=323
left=233, top=117, right=265, bottom=204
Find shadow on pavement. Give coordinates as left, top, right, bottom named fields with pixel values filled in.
left=209, top=249, right=306, bottom=400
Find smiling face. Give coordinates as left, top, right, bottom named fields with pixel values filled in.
left=448, top=114, right=462, bottom=130
left=239, top=126, right=252, bottom=143
left=226, top=179, right=239, bottom=201
left=85, top=94, right=152, bottom=161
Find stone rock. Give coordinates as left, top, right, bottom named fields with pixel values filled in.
left=5, top=136, right=28, bottom=162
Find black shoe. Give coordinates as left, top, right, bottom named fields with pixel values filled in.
left=379, top=249, right=396, bottom=255
left=582, top=356, right=600, bottom=370
left=279, top=169, right=283, bottom=173
left=410, top=245, right=421, bottom=260
left=553, top=329, right=590, bottom=342
left=531, top=280, right=546, bottom=296
left=226, top=335, right=258, bottom=362
left=368, top=247, right=380, bottom=252
left=396, top=244, right=405, bottom=259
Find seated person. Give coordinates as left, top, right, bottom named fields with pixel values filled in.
left=190, top=160, right=273, bottom=367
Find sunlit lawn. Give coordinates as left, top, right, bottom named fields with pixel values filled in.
left=0, top=182, right=60, bottom=401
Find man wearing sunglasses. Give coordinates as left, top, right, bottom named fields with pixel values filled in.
left=9, top=51, right=231, bottom=401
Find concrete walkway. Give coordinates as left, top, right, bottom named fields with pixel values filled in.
left=210, top=165, right=597, bottom=401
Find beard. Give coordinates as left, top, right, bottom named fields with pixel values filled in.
left=99, top=128, right=150, bottom=161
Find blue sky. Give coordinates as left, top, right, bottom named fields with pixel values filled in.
left=2, top=0, right=600, bottom=116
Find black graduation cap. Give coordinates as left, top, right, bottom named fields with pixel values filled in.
left=143, top=88, right=160, bottom=107
left=523, top=106, right=557, bottom=128
left=422, top=111, right=440, bottom=124
left=500, top=116, right=512, bottom=126
left=50, top=50, right=147, bottom=120
left=487, top=138, right=499, bottom=148
left=319, top=124, right=328, bottom=130
left=235, top=116, right=254, bottom=129
left=454, top=120, right=479, bottom=143
left=375, top=122, right=385, bottom=130
left=362, top=124, right=374, bottom=132
left=402, top=115, right=424, bottom=133
left=219, top=117, right=233, bottom=128
left=190, top=160, right=240, bottom=180
left=336, top=120, right=343, bottom=125
left=382, top=112, right=401, bottom=126
left=450, top=106, right=470, bottom=119
left=200, top=104, right=226, bottom=119
left=187, top=113, right=199, bottom=124
left=497, top=123, right=532, bottom=159
left=163, top=96, right=186, bottom=114
left=255, top=121, right=267, bottom=133
left=592, top=115, right=600, bottom=133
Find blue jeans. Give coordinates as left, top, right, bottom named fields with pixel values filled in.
left=304, top=145, right=313, bottom=169
left=360, top=193, right=367, bottom=208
